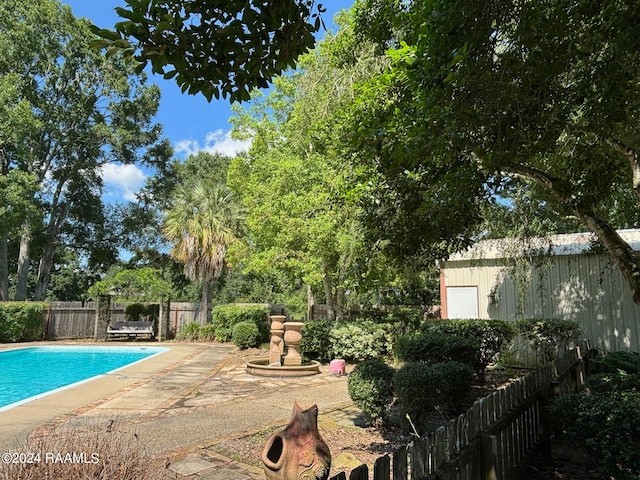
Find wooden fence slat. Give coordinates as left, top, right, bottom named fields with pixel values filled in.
left=329, top=472, right=347, bottom=480
left=373, top=454, right=391, bottom=480
left=349, top=464, right=369, bottom=480
left=433, top=426, right=448, bottom=471
left=409, top=439, right=429, bottom=480
left=393, top=446, right=408, bottom=480
left=480, top=434, right=499, bottom=480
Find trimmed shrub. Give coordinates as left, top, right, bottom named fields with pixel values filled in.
left=516, top=318, right=584, bottom=362
left=176, top=322, right=201, bottom=341
left=300, top=320, right=333, bottom=363
left=211, top=304, right=269, bottom=343
left=395, top=331, right=478, bottom=370
left=232, top=321, right=261, bottom=349
left=0, top=302, right=46, bottom=342
left=395, top=361, right=474, bottom=419
left=549, top=392, right=640, bottom=479
left=347, top=360, right=395, bottom=425
left=330, top=320, right=392, bottom=362
left=423, top=319, right=516, bottom=379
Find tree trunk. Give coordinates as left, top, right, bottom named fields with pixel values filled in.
left=0, top=235, right=8, bottom=301
left=0, top=151, right=8, bottom=301
left=610, top=140, right=640, bottom=201
left=306, top=285, right=314, bottom=322
left=15, top=219, right=31, bottom=301
left=511, top=163, right=640, bottom=304
left=34, top=247, right=56, bottom=301
left=34, top=198, right=67, bottom=301
left=321, top=264, right=335, bottom=321
left=574, top=209, right=640, bottom=304
left=200, top=279, right=212, bottom=326
left=335, top=286, right=345, bottom=320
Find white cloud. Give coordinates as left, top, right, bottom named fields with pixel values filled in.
left=174, top=129, right=251, bottom=158
left=100, top=163, right=146, bottom=202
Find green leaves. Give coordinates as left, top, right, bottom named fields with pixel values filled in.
left=348, top=0, right=640, bottom=302
left=1, top=0, right=170, bottom=300
left=92, top=0, right=322, bottom=103
left=516, top=318, right=584, bottom=362
left=162, top=177, right=246, bottom=284
left=88, top=267, right=172, bottom=301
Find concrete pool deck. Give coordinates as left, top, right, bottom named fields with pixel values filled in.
left=0, top=341, right=356, bottom=479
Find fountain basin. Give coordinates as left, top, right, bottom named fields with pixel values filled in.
left=246, top=357, right=321, bottom=377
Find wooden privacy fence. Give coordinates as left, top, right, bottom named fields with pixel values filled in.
left=329, top=340, right=593, bottom=480
left=44, top=302, right=203, bottom=339
left=45, top=303, right=126, bottom=340
left=44, top=302, right=283, bottom=339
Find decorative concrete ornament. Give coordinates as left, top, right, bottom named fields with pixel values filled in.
left=262, top=402, right=331, bottom=480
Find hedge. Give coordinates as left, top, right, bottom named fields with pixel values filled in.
left=394, top=331, right=478, bottom=370
left=211, top=304, right=270, bottom=343
left=330, top=320, right=393, bottom=362
left=423, top=319, right=516, bottom=380
left=232, top=321, right=261, bottom=349
left=395, top=361, right=474, bottom=419
left=0, top=302, right=46, bottom=342
left=299, top=320, right=333, bottom=363
left=347, top=360, right=395, bottom=426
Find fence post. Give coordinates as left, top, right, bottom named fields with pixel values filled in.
left=539, top=388, right=552, bottom=463
left=94, top=294, right=110, bottom=341
left=480, top=434, right=498, bottom=480
left=158, top=297, right=170, bottom=341
left=45, top=304, right=52, bottom=340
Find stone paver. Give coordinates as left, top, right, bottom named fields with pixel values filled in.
left=170, top=457, right=219, bottom=476
left=199, top=468, right=250, bottom=480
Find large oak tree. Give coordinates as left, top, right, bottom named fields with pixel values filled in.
left=0, top=0, right=170, bottom=300
left=350, top=0, right=640, bottom=302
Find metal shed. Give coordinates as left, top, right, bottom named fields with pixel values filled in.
left=440, top=229, right=640, bottom=353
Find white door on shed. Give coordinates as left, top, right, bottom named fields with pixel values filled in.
left=446, top=286, right=479, bottom=319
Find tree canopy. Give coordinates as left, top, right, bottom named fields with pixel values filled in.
left=92, top=0, right=326, bottom=102
left=228, top=11, right=439, bottom=317
left=163, top=165, right=246, bottom=324
left=350, top=0, right=640, bottom=302
left=0, top=0, right=171, bottom=301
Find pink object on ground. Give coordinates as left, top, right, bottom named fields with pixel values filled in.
left=329, top=359, right=346, bottom=375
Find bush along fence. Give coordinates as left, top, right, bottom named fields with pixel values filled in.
left=329, top=340, right=594, bottom=480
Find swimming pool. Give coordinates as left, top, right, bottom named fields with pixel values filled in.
left=0, top=345, right=167, bottom=412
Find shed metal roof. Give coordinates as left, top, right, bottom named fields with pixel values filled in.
left=446, top=228, right=640, bottom=262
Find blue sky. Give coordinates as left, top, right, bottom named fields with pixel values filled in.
left=63, top=0, right=355, bottom=201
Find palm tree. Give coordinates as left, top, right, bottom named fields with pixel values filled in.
left=163, top=179, right=246, bottom=325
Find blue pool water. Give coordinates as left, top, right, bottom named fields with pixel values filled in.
left=0, top=345, right=167, bottom=411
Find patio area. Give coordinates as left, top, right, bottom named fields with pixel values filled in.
left=0, top=342, right=355, bottom=479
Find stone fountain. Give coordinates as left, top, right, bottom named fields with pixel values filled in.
left=246, top=315, right=321, bottom=377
